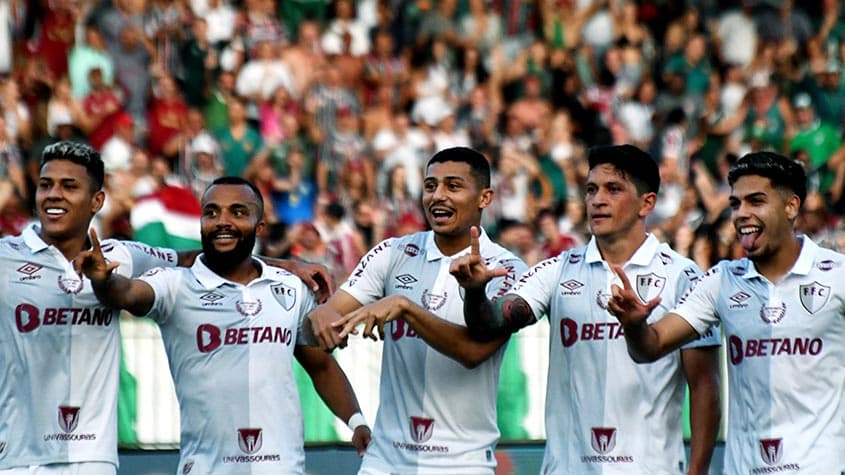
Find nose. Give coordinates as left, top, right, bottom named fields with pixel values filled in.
left=431, top=182, right=447, bottom=202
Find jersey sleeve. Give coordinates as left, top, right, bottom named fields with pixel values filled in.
left=510, top=255, right=562, bottom=322
left=671, top=264, right=722, bottom=337
left=296, top=283, right=319, bottom=347
left=486, top=256, right=528, bottom=302
left=674, top=263, right=721, bottom=349
left=339, top=238, right=394, bottom=306
left=104, top=240, right=179, bottom=277
left=137, top=267, right=181, bottom=324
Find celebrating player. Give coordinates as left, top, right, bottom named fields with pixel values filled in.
left=451, top=144, right=721, bottom=474
left=0, top=141, right=331, bottom=475
left=75, top=176, right=369, bottom=474
left=308, top=147, right=527, bottom=474
left=607, top=151, right=844, bottom=473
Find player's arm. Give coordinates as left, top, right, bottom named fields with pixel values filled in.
left=174, top=251, right=333, bottom=302
left=607, top=265, right=700, bottom=362
left=681, top=345, right=721, bottom=475
left=450, top=227, right=536, bottom=341
left=77, top=229, right=156, bottom=316
left=307, top=290, right=364, bottom=351
left=295, top=344, right=371, bottom=456
left=335, top=294, right=510, bottom=369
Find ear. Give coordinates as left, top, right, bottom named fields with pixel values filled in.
left=638, top=191, right=657, bottom=218
left=255, top=217, right=266, bottom=237
left=477, top=187, right=494, bottom=210
left=785, top=194, right=801, bottom=221
left=90, top=189, right=106, bottom=214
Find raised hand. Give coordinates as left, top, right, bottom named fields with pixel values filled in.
left=74, top=228, right=119, bottom=285
left=607, top=265, right=661, bottom=327
left=333, top=295, right=408, bottom=341
left=449, top=226, right=508, bottom=289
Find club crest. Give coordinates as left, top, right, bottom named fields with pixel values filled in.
left=271, top=282, right=296, bottom=311
left=57, top=274, right=83, bottom=294
left=799, top=282, right=830, bottom=314
left=759, top=438, right=782, bottom=466
left=635, top=273, right=666, bottom=303
left=236, top=299, right=263, bottom=317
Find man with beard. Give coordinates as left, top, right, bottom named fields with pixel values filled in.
left=76, top=176, right=370, bottom=474
left=607, top=152, right=845, bottom=473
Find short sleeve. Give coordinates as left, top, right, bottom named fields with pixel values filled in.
left=674, top=263, right=721, bottom=348
left=296, top=284, right=319, bottom=346
left=340, top=238, right=394, bottom=306
left=510, top=255, right=563, bottom=322
left=672, top=265, right=723, bottom=337
left=137, top=267, right=181, bottom=324
left=104, top=240, right=178, bottom=277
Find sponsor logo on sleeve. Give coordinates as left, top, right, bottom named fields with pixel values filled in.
left=635, top=273, right=665, bottom=302
left=16, top=262, right=42, bottom=280
left=409, top=417, right=434, bottom=443
left=402, top=243, right=419, bottom=257
left=816, top=259, right=837, bottom=271
left=799, top=282, right=830, bottom=314
left=237, top=428, right=263, bottom=454
left=270, top=283, right=296, bottom=311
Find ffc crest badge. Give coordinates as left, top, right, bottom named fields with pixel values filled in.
left=271, top=283, right=297, bottom=311
left=237, top=428, right=263, bottom=454
left=635, top=273, right=666, bottom=303
left=590, top=427, right=617, bottom=454
left=58, top=406, right=80, bottom=433
left=799, top=281, right=830, bottom=314
left=759, top=438, right=783, bottom=466
left=409, top=417, right=434, bottom=443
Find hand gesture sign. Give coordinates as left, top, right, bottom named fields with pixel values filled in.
left=332, top=295, right=407, bottom=341
left=449, top=227, right=508, bottom=290
left=74, top=228, right=119, bottom=285
left=606, top=265, right=661, bottom=327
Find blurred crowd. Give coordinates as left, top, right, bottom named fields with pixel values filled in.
left=4, top=0, right=845, bottom=282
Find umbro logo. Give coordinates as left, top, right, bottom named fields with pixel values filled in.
left=17, top=262, right=43, bottom=281
left=395, top=274, right=417, bottom=289
left=560, top=279, right=584, bottom=295
left=200, top=291, right=225, bottom=306
left=729, top=291, right=751, bottom=308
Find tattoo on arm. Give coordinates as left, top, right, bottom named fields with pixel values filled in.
left=464, top=289, right=533, bottom=341
left=501, top=296, right=534, bottom=330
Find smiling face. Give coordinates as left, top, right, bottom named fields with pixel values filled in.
left=422, top=160, right=492, bottom=252
left=200, top=184, right=265, bottom=265
left=37, top=159, right=104, bottom=245
left=730, top=175, right=799, bottom=262
left=585, top=163, right=654, bottom=243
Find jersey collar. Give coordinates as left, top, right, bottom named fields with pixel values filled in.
left=743, top=235, right=817, bottom=279
left=22, top=223, right=50, bottom=252
left=425, top=227, right=492, bottom=261
left=585, top=233, right=660, bottom=266
left=191, top=254, right=272, bottom=289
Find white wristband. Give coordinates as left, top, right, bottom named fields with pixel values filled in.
left=347, top=412, right=367, bottom=431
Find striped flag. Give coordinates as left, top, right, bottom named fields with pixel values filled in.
left=130, top=186, right=202, bottom=250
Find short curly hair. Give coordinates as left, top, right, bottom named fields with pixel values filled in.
left=40, top=141, right=105, bottom=191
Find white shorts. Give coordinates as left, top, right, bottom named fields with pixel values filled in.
left=0, top=462, right=115, bottom=475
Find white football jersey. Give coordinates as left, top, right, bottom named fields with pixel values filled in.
left=0, top=224, right=178, bottom=469
left=673, top=237, right=845, bottom=474
left=512, top=235, right=720, bottom=475
left=140, top=257, right=317, bottom=475
left=340, top=230, right=526, bottom=474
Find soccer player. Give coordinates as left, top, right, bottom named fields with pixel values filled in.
left=450, top=144, right=721, bottom=474
left=307, top=147, right=527, bottom=474
left=0, top=141, right=330, bottom=474
left=607, top=151, right=845, bottom=474
left=76, top=176, right=370, bottom=474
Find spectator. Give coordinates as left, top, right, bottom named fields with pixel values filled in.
left=180, top=17, right=217, bottom=108
left=100, top=112, right=136, bottom=174
left=214, top=95, right=263, bottom=177
left=321, top=0, right=371, bottom=56
left=789, top=92, right=841, bottom=198
left=147, top=74, right=189, bottom=161
left=203, top=69, right=236, bottom=132
left=81, top=67, right=124, bottom=151
left=109, top=25, right=154, bottom=127
left=235, top=39, right=295, bottom=106
left=68, top=23, right=115, bottom=100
